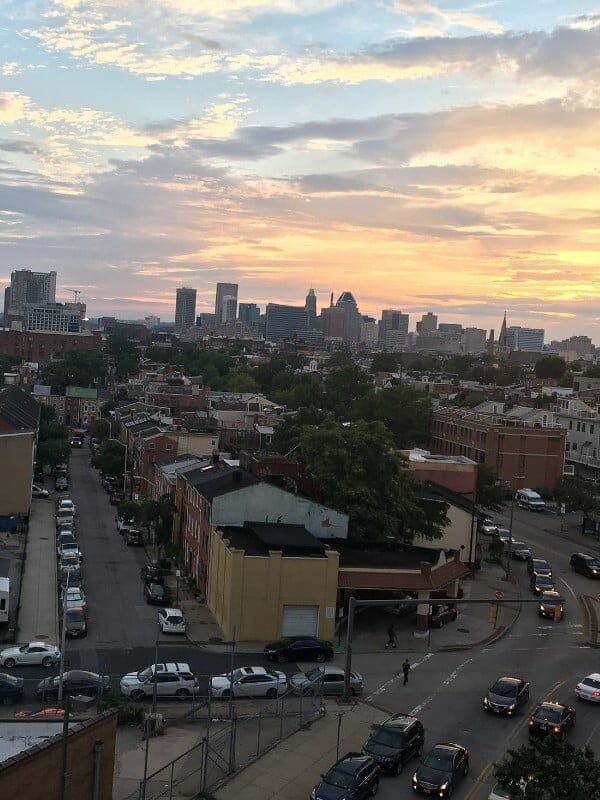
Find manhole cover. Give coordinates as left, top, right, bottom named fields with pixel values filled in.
left=457, top=628, right=470, bottom=634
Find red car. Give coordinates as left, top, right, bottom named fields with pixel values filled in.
left=429, top=604, right=458, bottom=628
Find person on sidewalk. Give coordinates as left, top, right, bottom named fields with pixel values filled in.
left=402, top=659, right=411, bottom=685
left=385, top=623, right=397, bottom=649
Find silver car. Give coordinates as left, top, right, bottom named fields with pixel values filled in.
left=289, top=665, right=363, bottom=696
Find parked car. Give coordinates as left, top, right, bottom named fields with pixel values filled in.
left=488, top=783, right=514, bottom=800
left=362, top=713, right=424, bottom=775
left=110, top=490, right=125, bottom=506
left=56, top=510, right=75, bottom=529
left=141, top=563, right=164, bottom=584
left=483, top=677, right=530, bottom=716
left=103, top=476, right=120, bottom=493
left=412, top=743, right=469, bottom=797
left=575, top=673, right=600, bottom=702
left=117, top=515, right=137, bottom=533
left=290, top=665, right=363, bottom=697
left=57, top=499, right=76, bottom=515
left=144, top=582, right=169, bottom=605
left=210, top=666, right=288, bottom=699
left=570, top=552, right=600, bottom=579
left=60, top=571, right=83, bottom=590
left=508, top=541, right=531, bottom=561
left=57, top=532, right=77, bottom=555
left=120, top=662, right=198, bottom=700
left=125, top=528, right=143, bottom=547
left=63, top=586, right=86, bottom=610
left=55, top=476, right=68, bottom=491
left=531, top=574, right=555, bottom=596
left=0, top=642, right=60, bottom=668
left=263, top=637, right=334, bottom=664
left=65, top=607, right=87, bottom=638
left=310, top=753, right=380, bottom=800
left=31, top=485, right=49, bottom=499
left=538, top=591, right=565, bottom=620
left=0, top=672, right=24, bottom=703
left=527, top=558, right=552, bottom=578
left=528, top=701, right=575, bottom=740
left=36, top=670, right=110, bottom=700
left=429, top=604, right=458, bottom=628
left=58, top=553, right=81, bottom=575
left=58, top=542, right=83, bottom=564
left=157, top=608, right=186, bottom=634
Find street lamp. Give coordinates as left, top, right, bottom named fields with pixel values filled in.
left=506, top=475, right=525, bottom=581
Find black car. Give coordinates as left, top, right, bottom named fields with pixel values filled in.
left=362, top=713, right=424, bottom=774
left=538, top=591, right=565, bottom=620
left=125, top=528, right=143, bottom=546
left=508, top=541, right=531, bottom=561
left=528, top=701, right=575, bottom=739
left=527, top=558, right=552, bottom=578
left=429, top=605, right=457, bottom=628
left=483, top=676, right=530, bottom=716
left=0, top=672, right=24, bottom=703
left=264, top=637, right=334, bottom=664
left=36, top=670, right=111, bottom=700
left=140, top=563, right=164, bottom=584
left=311, top=753, right=380, bottom=800
left=65, top=607, right=87, bottom=638
left=531, top=574, right=555, bottom=596
left=144, top=582, right=169, bottom=605
left=570, top=552, right=600, bottom=579
left=412, top=743, right=469, bottom=797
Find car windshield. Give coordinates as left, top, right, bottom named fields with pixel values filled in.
left=534, top=706, right=561, bottom=722
left=586, top=560, right=600, bottom=568
left=18, top=645, right=29, bottom=652
left=490, top=680, right=517, bottom=697
left=423, top=751, right=454, bottom=771
left=534, top=561, right=550, bottom=569
left=1, top=674, right=20, bottom=685
left=67, top=610, right=85, bottom=622
left=541, top=594, right=562, bottom=604
left=231, top=669, right=245, bottom=681
left=138, top=667, right=153, bottom=682
left=371, top=727, right=404, bottom=747
left=306, top=668, right=324, bottom=681
left=537, top=576, right=553, bottom=585
left=323, top=768, right=356, bottom=790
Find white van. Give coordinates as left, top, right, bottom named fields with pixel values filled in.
left=0, top=577, right=9, bottom=624
left=515, top=489, right=546, bottom=512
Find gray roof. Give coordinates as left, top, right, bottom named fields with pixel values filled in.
left=184, top=463, right=259, bottom=499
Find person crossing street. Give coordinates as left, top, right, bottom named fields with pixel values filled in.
left=385, top=623, right=397, bottom=649
left=402, top=659, right=411, bottom=685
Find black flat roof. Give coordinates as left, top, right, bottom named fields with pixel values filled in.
left=332, top=539, right=452, bottom=569
left=219, top=522, right=327, bottom=557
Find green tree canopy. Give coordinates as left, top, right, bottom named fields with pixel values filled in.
left=535, top=356, right=567, bottom=380
left=226, top=370, right=260, bottom=394
left=90, top=418, right=111, bottom=441
left=40, top=349, right=107, bottom=393
left=322, top=362, right=372, bottom=419
left=494, top=737, right=600, bottom=800
left=477, top=464, right=504, bottom=511
left=106, top=334, right=140, bottom=380
left=554, top=475, right=600, bottom=514
left=583, top=365, right=600, bottom=378
left=94, top=439, right=127, bottom=477
left=352, top=385, right=432, bottom=449
left=370, top=353, right=401, bottom=373
left=37, top=438, right=70, bottom=469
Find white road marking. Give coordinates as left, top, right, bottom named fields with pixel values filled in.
left=365, top=652, right=434, bottom=701
left=410, top=656, right=476, bottom=715
left=558, top=575, right=577, bottom=599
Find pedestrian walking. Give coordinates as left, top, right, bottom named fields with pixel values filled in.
left=385, top=623, right=397, bottom=649
left=402, top=659, right=411, bottom=685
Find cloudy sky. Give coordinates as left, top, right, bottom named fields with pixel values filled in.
left=0, top=1, right=598, bottom=340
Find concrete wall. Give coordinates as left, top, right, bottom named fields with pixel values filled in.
left=0, top=431, right=35, bottom=516
left=207, top=531, right=339, bottom=641
left=415, top=503, right=473, bottom=562
left=212, top=482, right=349, bottom=540
left=0, top=712, right=117, bottom=800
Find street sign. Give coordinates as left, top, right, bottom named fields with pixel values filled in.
left=494, top=591, right=505, bottom=600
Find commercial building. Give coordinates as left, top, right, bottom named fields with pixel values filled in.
left=431, top=405, right=566, bottom=490
left=305, top=288, right=317, bottom=325
left=0, top=387, right=40, bottom=517
left=174, top=287, right=197, bottom=334
left=238, top=303, right=260, bottom=324
left=23, top=303, right=83, bottom=333
left=8, top=270, right=56, bottom=314
left=416, top=312, right=437, bottom=335
left=207, top=523, right=339, bottom=641
left=505, top=326, right=544, bottom=352
left=215, top=283, right=238, bottom=324
left=360, top=316, right=378, bottom=346
left=462, top=327, right=487, bottom=354
left=320, top=291, right=362, bottom=344
left=265, top=303, right=308, bottom=342
left=379, top=310, right=409, bottom=344
left=0, top=330, right=102, bottom=364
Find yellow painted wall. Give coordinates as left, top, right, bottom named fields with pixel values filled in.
left=207, top=530, right=339, bottom=642
left=0, top=432, right=35, bottom=516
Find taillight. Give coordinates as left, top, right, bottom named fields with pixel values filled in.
left=594, top=692, right=600, bottom=697
left=553, top=726, right=560, bottom=733
left=528, top=720, right=534, bottom=726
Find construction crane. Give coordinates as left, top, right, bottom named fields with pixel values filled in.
left=65, top=288, right=81, bottom=303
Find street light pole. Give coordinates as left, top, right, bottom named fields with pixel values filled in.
left=505, top=475, right=525, bottom=582
left=57, top=571, right=70, bottom=705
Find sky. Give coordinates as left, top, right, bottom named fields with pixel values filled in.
left=0, top=1, right=599, bottom=341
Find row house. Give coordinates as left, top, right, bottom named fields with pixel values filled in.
left=152, top=456, right=212, bottom=502
left=32, top=385, right=100, bottom=427
left=134, top=428, right=219, bottom=492
left=144, top=378, right=206, bottom=412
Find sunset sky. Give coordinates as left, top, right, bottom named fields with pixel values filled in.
left=0, top=1, right=598, bottom=340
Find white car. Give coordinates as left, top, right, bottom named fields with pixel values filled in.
left=57, top=499, right=76, bottom=515
left=63, top=586, right=86, bottom=610
left=58, top=542, right=82, bottom=563
left=488, top=783, right=513, bottom=799
left=120, top=662, right=198, bottom=701
left=157, top=608, right=186, bottom=634
left=32, top=485, right=49, bottom=498
left=575, top=673, right=600, bottom=702
left=210, top=666, right=288, bottom=699
left=481, top=519, right=499, bottom=535
left=0, top=641, right=60, bottom=668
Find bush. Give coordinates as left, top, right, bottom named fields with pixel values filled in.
left=100, top=693, right=144, bottom=726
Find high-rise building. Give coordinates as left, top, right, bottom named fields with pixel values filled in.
left=3, top=287, right=11, bottom=330
left=438, top=323, right=463, bottom=334
left=379, top=309, right=409, bottom=343
left=321, top=291, right=362, bottom=343
left=384, top=330, right=409, bottom=352
left=360, top=315, right=378, bottom=346
left=505, top=326, right=545, bottom=352
left=215, top=283, right=238, bottom=324
left=238, top=303, right=260, bottom=324
left=174, top=287, right=197, bottom=333
left=265, top=303, right=308, bottom=342
left=462, top=327, right=487, bottom=354
left=305, top=288, right=317, bottom=325
left=24, top=302, right=83, bottom=333
left=416, top=312, right=437, bottom=335
left=8, top=270, right=56, bottom=316
left=196, top=313, right=216, bottom=327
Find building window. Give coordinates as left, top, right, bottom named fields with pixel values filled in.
left=582, top=423, right=586, bottom=432
left=577, top=422, right=581, bottom=432
left=572, top=442, right=578, bottom=451
left=518, top=454, right=525, bottom=469
left=566, top=442, right=570, bottom=451
left=569, top=421, right=573, bottom=430
left=496, top=454, right=503, bottom=468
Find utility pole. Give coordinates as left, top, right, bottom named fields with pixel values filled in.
left=505, top=475, right=524, bottom=582
left=57, top=572, right=70, bottom=704
left=141, top=639, right=160, bottom=800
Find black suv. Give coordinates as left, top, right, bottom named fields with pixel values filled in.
left=264, top=637, right=334, bottom=664
left=483, top=676, right=529, bottom=716
left=570, top=552, right=600, bottom=579
left=527, top=558, right=552, bottom=578
left=412, top=743, right=469, bottom=797
left=528, top=701, right=575, bottom=740
left=362, top=713, right=424, bottom=774
left=311, top=753, right=380, bottom=800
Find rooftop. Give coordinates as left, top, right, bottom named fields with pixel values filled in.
left=219, top=522, right=328, bottom=557
left=183, top=463, right=259, bottom=498
left=65, top=386, right=98, bottom=400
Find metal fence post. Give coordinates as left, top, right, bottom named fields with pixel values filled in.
left=256, top=712, right=262, bottom=758
left=169, top=761, right=174, bottom=800
left=279, top=694, right=284, bottom=741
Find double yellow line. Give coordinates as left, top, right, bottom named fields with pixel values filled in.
left=464, top=678, right=567, bottom=799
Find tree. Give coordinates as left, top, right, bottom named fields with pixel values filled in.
left=106, top=334, right=140, bottom=380
left=117, top=500, right=144, bottom=524
left=584, top=365, right=600, bottom=378
left=554, top=475, right=600, bottom=514
left=494, top=736, right=600, bottom=800
left=323, top=363, right=372, bottom=419
left=476, top=464, right=504, bottom=511
left=296, top=420, right=448, bottom=540
left=370, top=353, right=400, bottom=373
left=535, top=356, right=567, bottom=380
left=40, top=349, right=107, bottom=392
left=226, top=370, right=260, bottom=393
left=94, top=439, right=127, bottom=477
left=37, top=438, right=70, bottom=469
left=39, top=406, right=56, bottom=425
left=90, top=418, right=111, bottom=441
left=353, top=385, right=432, bottom=449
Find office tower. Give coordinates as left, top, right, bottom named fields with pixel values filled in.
left=174, top=287, right=197, bottom=333
left=438, top=323, right=463, bottom=334
left=379, top=309, right=409, bottom=343
left=215, top=282, right=238, bottom=324
left=384, top=330, right=409, bottom=352
left=9, top=270, right=57, bottom=312
left=360, top=315, right=378, bottom=346
left=265, top=303, right=308, bottom=342
left=3, top=287, right=10, bottom=329
left=505, top=326, right=545, bottom=352
left=24, top=303, right=83, bottom=333
left=462, top=328, right=487, bottom=354
left=305, top=288, right=317, bottom=325
left=238, top=303, right=260, bottom=324
left=416, top=312, right=437, bottom=335
left=321, top=291, right=362, bottom=343
left=196, top=313, right=216, bottom=327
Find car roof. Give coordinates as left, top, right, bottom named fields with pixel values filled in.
left=153, top=662, right=192, bottom=673
left=431, top=743, right=466, bottom=755
left=537, top=701, right=566, bottom=711
left=336, top=753, right=373, bottom=772
left=493, top=676, right=522, bottom=685
left=237, top=666, right=271, bottom=677
left=161, top=607, right=183, bottom=615
left=583, top=673, right=600, bottom=681
left=573, top=552, right=595, bottom=559
left=382, top=713, right=419, bottom=729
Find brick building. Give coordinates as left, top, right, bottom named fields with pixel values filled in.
left=0, top=330, right=102, bottom=364
left=431, top=407, right=566, bottom=490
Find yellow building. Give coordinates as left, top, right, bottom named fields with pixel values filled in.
left=0, top=387, right=39, bottom=517
left=207, top=523, right=339, bottom=642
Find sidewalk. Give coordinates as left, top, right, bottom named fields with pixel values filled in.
left=17, top=497, right=58, bottom=644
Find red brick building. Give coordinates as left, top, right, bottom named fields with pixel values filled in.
left=0, top=330, right=102, bottom=364
left=431, top=407, right=566, bottom=490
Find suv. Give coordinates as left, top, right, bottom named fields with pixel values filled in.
left=570, top=552, right=600, bottom=579
left=158, top=608, right=186, bottom=634
left=362, top=713, right=424, bottom=774
left=120, top=663, right=198, bottom=701
left=527, top=558, right=552, bottom=578
left=311, top=753, right=380, bottom=800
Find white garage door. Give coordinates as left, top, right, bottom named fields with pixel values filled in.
left=281, top=605, right=319, bottom=637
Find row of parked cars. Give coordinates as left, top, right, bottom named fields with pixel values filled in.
left=55, top=486, right=89, bottom=638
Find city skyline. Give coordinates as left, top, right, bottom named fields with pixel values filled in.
left=0, top=2, right=598, bottom=341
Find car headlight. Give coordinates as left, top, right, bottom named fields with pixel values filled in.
left=439, top=781, right=449, bottom=790
left=507, top=704, right=516, bottom=712
left=310, top=791, right=317, bottom=800
left=412, top=772, right=418, bottom=785
left=540, top=605, right=546, bottom=611
left=483, top=697, right=489, bottom=706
